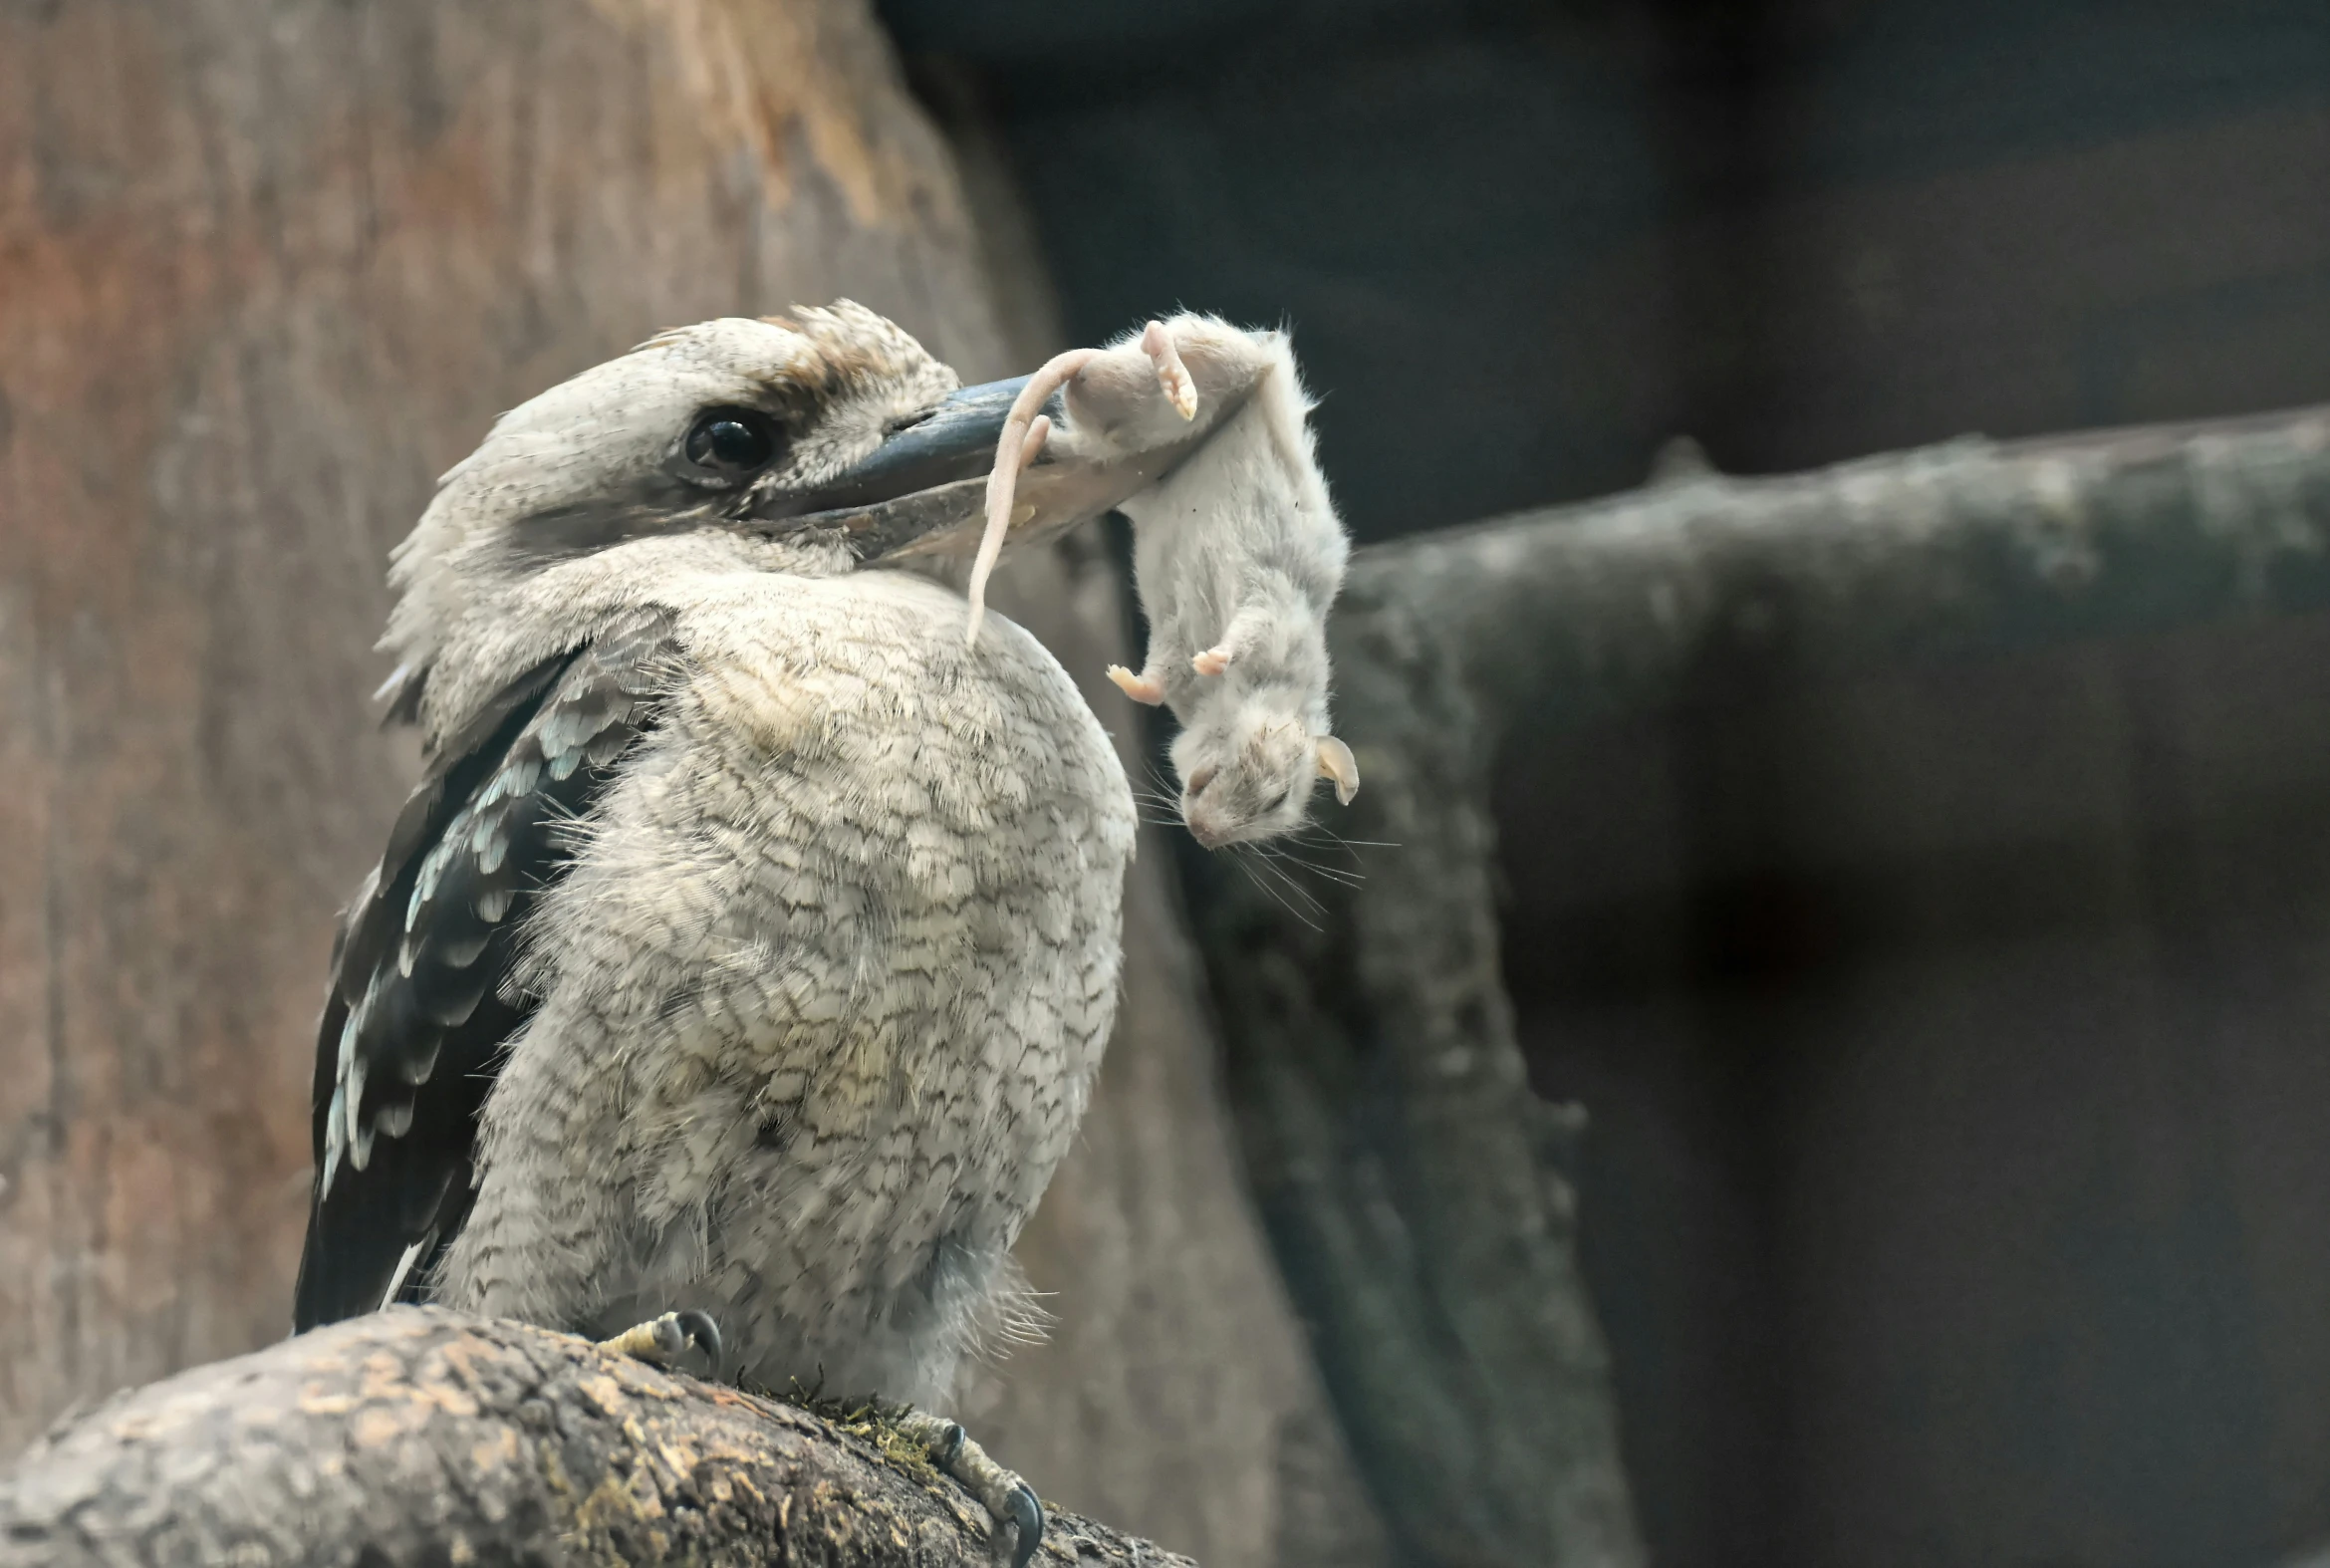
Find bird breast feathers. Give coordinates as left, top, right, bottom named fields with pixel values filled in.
left=677, top=570, right=1134, bottom=850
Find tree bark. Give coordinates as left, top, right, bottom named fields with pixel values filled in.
left=0, top=1307, right=1189, bottom=1568
left=1187, top=404, right=2330, bottom=1568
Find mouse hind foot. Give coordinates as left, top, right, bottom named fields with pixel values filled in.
left=1107, top=664, right=1168, bottom=705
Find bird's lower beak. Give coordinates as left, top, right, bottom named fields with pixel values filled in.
left=744, top=378, right=1029, bottom=558
left=794, top=377, right=1036, bottom=514
left=751, top=366, right=1231, bottom=563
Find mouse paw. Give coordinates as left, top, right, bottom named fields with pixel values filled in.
left=1191, top=647, right=1232, bottom=677
left=1107, top=664, right=1168, bottom=705
left=1142, top=321, right=1199, bottom=421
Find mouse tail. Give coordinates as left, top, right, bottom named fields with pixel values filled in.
left=966, top=348, right=1095, bottom=647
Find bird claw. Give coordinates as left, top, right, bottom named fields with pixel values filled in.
left=898, top=1411, right=1045, bottom=1568
left=596, top=1309, right=723, bottom=1378
left=1001, top=1480, right=1045, bottom=1568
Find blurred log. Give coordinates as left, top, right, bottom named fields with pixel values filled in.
left=1187, top=404, right=2330, bottom=1568
left=1374, top=409, right=2330, bottom=738
left=0, top=1307, right=1187, bottom=1568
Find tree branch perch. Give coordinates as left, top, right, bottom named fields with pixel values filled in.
left=1364, top=406, right=2330, bottom=738
left=0, top=1307, right=1189, bottom=1568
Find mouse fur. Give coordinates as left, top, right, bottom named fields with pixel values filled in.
left=977, top=314, right=1358, bottom=849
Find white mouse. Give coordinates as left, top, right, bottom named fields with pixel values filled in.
left=970, top=314, right=1359, bottom=849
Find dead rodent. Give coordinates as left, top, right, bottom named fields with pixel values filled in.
left=968, top=314, right=1358, bottom=849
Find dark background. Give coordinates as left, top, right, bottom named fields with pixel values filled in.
left=884, top=5, right=2330, bottom=1566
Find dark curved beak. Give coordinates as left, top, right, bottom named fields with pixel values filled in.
left=743, top=376, right=1041, bottom=562
left=751, top=366, right=1234, bottom=563
left=789, top=376, right=1038, bottom=515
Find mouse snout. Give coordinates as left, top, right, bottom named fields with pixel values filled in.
left=1180, top=774, right=1234, bottom=850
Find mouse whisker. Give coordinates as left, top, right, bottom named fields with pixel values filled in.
left=1255, top=842, right=1368, bottom=891
left=1260, top=848, right=1366, bottom=890
left=1287, top=823, right=1401, bottom=856
left=1225, top=848, right=1324, bottom=931
left=1235, top=844, right=1329, bottom=921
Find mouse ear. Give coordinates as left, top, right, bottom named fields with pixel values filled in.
left=1315, top=736, right=1360, bottom=805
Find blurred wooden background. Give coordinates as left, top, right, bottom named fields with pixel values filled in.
left=9, top=2, right=2330, bottom=1566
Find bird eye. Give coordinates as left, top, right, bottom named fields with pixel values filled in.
left=682, top=406, right=780, bottom=480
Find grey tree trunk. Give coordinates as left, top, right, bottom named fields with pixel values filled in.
left=1184, top=407, right=2330, bottom=1568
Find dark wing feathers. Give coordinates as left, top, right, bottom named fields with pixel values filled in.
left=293, top=609, right=678, bottom=1331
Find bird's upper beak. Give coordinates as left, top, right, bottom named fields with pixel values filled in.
left=786, top=377, right=1035, bottom=516
left=752, top=371, right=1230, bottom=563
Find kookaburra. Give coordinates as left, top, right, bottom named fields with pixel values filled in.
left=292, top=303, right=1215, bottom=1563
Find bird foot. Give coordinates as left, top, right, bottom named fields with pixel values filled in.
left=595, top=1310, right=723, bottom=1377
left=1190, top=647, right=1231, bottom=676
left=1106, top=664, right=1168, bottom=705
left=896, top=1411, right=1044, bottom=1568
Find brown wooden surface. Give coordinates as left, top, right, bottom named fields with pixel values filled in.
left=0, top=6, right=1385, bottom=1564
left=0, top=0, right=996, bottom=1452
left=0, top=1305, right=1190, bottom=1568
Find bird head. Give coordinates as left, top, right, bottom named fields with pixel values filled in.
left=379, top=302, right=1245, bottom=748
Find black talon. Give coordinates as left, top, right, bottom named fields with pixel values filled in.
left=674, top=1310, right=723, bottom=1374
left=1005, top=1480, right=1044, bottom=1568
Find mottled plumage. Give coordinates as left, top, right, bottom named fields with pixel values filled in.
left=296, top=305, right=1137, bottom=1421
